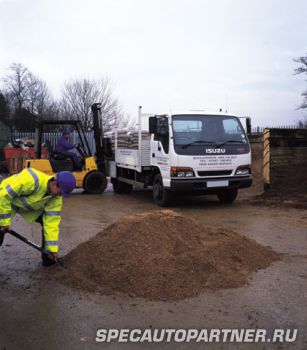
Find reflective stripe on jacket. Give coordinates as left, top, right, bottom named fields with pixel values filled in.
left=0, top=168, right=63, bottom=252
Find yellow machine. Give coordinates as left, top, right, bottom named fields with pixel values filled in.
left=26, top=104, right=108, bottom=194
left=26, top=157, right=102, bottom=191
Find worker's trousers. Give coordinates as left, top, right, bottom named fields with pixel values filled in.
left=36, top=215, right=56, bottom=267
left=58, top=151, right=81, bottom=170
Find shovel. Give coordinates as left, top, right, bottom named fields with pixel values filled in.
left=3, top=229, right=63, bottom=267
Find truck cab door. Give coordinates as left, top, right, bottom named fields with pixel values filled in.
left=150, top=115, right=171, bottom=185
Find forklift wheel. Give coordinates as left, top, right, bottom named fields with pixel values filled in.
left=83, top=171, right=107, bottom=194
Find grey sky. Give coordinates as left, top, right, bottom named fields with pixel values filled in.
left=0, top=0, right=307, bottom=126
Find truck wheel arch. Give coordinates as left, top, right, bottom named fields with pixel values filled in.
left=152, top=173, right=173, bottom=207
left=150, top=167, right=161, bottom=186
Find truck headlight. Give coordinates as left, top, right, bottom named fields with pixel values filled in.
left=171, top=167, right=195, bottom=178
left=235, top=165, right=251, bottom=175
left=177, top=171, right=186, bottom=177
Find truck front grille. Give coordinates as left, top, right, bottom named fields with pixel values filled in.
left=198, top=170, right=232, bottom=177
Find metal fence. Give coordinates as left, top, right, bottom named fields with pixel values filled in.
left=11, top=125, right=304, bottom=152
left=251, top=125, right=301, bottom=134
left=12, top=131, right=97, bottom=154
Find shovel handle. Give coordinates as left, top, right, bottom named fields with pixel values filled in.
left=8, top=229, right=53, bottom=257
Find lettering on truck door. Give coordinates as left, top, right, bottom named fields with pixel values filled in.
left=151, top=116, right=170, bottom=181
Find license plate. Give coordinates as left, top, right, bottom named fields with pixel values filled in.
left=207, top=180, right=229, bottom=188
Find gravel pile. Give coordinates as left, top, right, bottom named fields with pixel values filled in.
left=53, top=210, right=279, bottom=301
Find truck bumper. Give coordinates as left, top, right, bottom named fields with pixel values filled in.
left=170, top=176, right=252, bottom=194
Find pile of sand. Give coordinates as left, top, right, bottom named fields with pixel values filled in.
left=53, top=210, right=279, bottom=301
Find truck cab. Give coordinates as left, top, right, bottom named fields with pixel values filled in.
left=148, top=111, right=252, bottom=205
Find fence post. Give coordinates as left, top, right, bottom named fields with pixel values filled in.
left=263, top=128, right=270, bottom=190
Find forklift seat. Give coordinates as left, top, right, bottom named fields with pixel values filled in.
left=44, top=140, right=74, bottom=172
left=45, top=140, right=66, bottom=160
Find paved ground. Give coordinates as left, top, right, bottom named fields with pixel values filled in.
left=0, top=187, right=306, bottom=350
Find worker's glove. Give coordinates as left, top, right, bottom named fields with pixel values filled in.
left=42, top=251, right=59, bottom=267
left=0, top=226, right=9, bottom=246
left=0, top=232, right=4, bottom=246
left=47, top=252, right=58, bottom=262
left=0, top=226, right=10, bottom=233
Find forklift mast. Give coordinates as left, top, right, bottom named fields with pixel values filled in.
left=91, top=103, right=105, bottom=173
left=35, top=122, right=43, bottom=159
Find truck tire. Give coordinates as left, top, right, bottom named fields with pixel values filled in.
left=153, top=174, right=173, bottom=207
left=83, top=171, right=107, bottom=194
left=217, top=188, right=238, bottom=204
left=111, top=178, right=133, bottom=194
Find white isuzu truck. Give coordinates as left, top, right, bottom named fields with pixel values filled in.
left=107, top=107, right=252, bottom=206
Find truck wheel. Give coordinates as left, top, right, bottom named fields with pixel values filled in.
left=217, top=188, right=238, bottom=204
left=83, top=171, right=107, bottom=194
left=153, top=174, right=172, bottom=207
left=111, top=178, right=133, bottom=194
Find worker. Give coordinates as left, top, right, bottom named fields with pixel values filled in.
left=55, top=128, right=81, bottom=170
left=0, top=168, right=76, bottom=266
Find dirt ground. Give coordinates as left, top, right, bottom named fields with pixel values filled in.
left=0, top=145, right=307, bottom=349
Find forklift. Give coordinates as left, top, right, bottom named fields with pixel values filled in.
left=26, top=103, right=108, bottom=194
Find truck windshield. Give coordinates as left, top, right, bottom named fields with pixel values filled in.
left=172, top=114, right=248, bottom=155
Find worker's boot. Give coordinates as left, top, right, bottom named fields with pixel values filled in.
left=42, top=252, right=56, bottom=267
left=0, top=231, right=5, bottom=246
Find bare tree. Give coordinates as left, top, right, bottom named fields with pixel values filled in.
left=2, top=64, right=131, bottom=132
left=4, top=63, right=52, bottom=116
left=27, top=73, right=53, bottom=118
left=0, top=91, right=11, bottom=126
left=3, top=63, right=31, bottom=110
left=2, top=63, right=56, bottom=130
left=294, top=54, right=307, bottom=110
left=61, top=77, right=126, bottom=131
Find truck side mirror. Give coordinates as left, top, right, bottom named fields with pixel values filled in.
left=246, top=117, right=251, bottom=135
left=149, top=116, right=157, bottom=134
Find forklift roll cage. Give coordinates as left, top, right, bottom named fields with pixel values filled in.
left=35, top=119, right=92, bottom=161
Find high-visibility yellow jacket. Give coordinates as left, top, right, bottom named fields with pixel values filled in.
left=0, top=168, right=62, bottom=252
